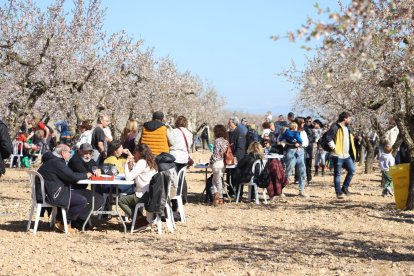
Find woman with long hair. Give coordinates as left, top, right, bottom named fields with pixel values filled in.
left=209, top=124, right=229, bottom=206
left=120, top=119, right=139, bottom=153
left=169, top=116, right=193, bottom=218
left=233, top=142, right=264, bottom=201
left=118, top=144, right=158, bottom=230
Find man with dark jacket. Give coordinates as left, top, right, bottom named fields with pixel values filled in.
left=228, top=116, right=246, bottom=162
left=68, top=143, right=105, bottom=226
left=37, top=144, right=92, bottom=233
left=0, top=120, right=12, bottom=177
left=304, top=116, right=316, bottom=183
left=324, top=112, right=357, bottom=199
left=136, top=111, right=173, bottom=156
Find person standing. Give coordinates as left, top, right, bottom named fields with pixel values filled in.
left=169, top=115, right=193, bottom=210
left=136, top=111, right=173, bottom=156
left=209, top=125, right=229, bottom=206
left=228, top=116, right=246, bottom=162
left=324, top=112, right=357, bottom=199
left=378, top=144, right=395, bottom=196
left=91, top=114, right=111, bottom=165
left=0, top=119, right=12, bottom=177
left=304, top=116, right=316, bottom=184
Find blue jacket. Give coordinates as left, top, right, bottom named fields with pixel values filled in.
left=279, top=130, right=302, bottom=144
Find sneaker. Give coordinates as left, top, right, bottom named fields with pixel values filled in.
left=336, top=192, right=344, bottom=199
left=341, top=187, right=352, bottom=196
left=278, top=193, right=286, bottom=197
left=299, top=191, right=309, bottom=198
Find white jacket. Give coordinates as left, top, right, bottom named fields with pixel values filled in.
left=378, top=153, right=395, bottom=172
left=169, top=127, right=193, bottom=164
left=76, top=130, right=92, bottom=148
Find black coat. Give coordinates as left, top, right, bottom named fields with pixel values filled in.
left=68, top=152, right=98, bottom=189
left=0, top=120, right=12, bottom=176
left=36, top=152, right=88, bottom=208
left=229, top=125, right=246, bottom=161
left=232, top=152, right=262, bottom=186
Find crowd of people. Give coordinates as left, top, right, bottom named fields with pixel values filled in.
left=0, top=109, right=409, bottom=234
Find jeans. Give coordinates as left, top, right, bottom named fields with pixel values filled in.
left=285, top=148, right=306, bottom=192
left=210, top=160, right=225, bottom=197
left=315, top=150, right=326, bottom=166
left=332, top=156, right=355, bottom=194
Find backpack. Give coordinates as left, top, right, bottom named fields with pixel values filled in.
left=246, top=128, right=259, bottom=149
left=203, top=174, right=214, bottom=204
left=319, top=131, right=333, bottom=152
left=255, top=161, right=270, bottom=189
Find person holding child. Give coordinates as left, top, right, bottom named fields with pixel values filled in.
left=280, top=120, right=309, bottom=197
left=378, top=144, right=395, bottom=196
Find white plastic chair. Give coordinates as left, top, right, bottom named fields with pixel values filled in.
left=130, top=175, right=175, bottom=235
left=236, top=160, right=268, bottom=204
left=171, top=167, right=187, bottom=223
left=9, top=140, right=24, bottom=168
left=30, top=144, right=43, bottom=166
left=26, top=170, right=69, bottom=234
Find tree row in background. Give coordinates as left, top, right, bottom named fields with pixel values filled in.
left=0, top=0, right=229, bottom=138
left=279, top=0, right=414, bottom=209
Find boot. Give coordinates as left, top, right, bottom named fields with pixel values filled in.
left=321, top=165, right=325, bottom=176
left=212, top=192, right=219, bottom=207
left=314, top=166, right=319, bottom=176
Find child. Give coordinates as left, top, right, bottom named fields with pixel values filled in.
left=378, top=144, right=395, bottom=196
left=278, top=122, right=303, bottom=145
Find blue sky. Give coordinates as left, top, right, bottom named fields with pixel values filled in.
left=37, top=0, right=340, bottom=116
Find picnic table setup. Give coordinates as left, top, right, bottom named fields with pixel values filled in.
left=77, top=174, right=134, bottom=233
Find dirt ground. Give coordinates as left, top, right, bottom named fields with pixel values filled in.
left=0, top=151, right=413, bottom=275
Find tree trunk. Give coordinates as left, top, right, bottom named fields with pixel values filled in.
left=406, top=157, right=414, bottom=210
left=358, top=143, right=365, bottom=165
left=362, top=135, right=374, bottom=174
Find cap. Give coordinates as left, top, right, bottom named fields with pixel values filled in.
left=79, top=143, right=93, bottom=152
left=152, top=111, right=165, bottom=121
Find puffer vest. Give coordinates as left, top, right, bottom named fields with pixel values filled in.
left=141, top=126, right=169, bottom=155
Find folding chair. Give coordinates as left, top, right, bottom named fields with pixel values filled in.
left=171, top=167, right=186, bottom=223
left=26, top=170, right=69, bottom=234
left=9, top=140, right=24, bottom=168
left=130, top=175, right=175, bottom=235
left=236, top=160, right=268, bottom=204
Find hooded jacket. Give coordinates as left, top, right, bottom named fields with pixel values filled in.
left=36, top=151, right=88, bottom=208
left=140, top=120, right=169, bottom=155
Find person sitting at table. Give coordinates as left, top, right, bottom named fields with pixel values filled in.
left=36, top=144, right=93, bottom=233
left=232, top=142, right=264, bottom=202
left=209, top=124, right=229, bottom=207
left=67, top=142, right=105, bottom=229
left=102, top=142, right=135, bottom=195
left=119, top=144, right=158, bottom=231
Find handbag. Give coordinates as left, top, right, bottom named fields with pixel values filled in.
left=224, top=143, right=235, bottom=165
left=178, top=128, right=194, bottom=168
